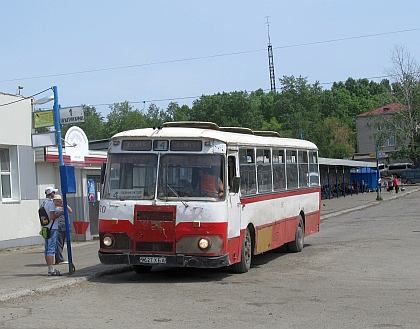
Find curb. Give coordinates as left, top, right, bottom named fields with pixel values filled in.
left=0, top=265, right=133, bottom=303
left=321, top=187, right=419, bottom=221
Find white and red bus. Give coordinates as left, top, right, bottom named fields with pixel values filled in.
left=98, top=122, right=321, bottom=273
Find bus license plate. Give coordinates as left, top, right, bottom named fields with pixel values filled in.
left=139, top=257, right=166, bottom=264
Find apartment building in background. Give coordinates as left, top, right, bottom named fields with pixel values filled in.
left=354, top=103, right=403, bottom=164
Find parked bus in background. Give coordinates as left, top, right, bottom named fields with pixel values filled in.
left=387, top=162, right=413, bottom=177
left=98, top=122, right=321, bottom=273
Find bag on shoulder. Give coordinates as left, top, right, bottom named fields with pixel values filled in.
left=41, top=226, right=50, bottom=239
left=38, top=206, right=50, bottom=227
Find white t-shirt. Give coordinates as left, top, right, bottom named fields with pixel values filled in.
left=42, top=198, right=59, bottom=230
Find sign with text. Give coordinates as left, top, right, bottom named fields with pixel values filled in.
left=60, top=106, right=85, bottom=125
left=88, top=178, right=96, bottom=202
left=64, top=126, right=89, bottom=162
left=33, top=110, right=54, bottom=128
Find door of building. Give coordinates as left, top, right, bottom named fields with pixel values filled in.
left=87, top=175, right=101, bottom=236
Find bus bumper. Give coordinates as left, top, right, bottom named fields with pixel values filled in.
left=98, top=251, right=231, bottom=269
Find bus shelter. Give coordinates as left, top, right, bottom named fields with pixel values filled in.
left=350, top=167, right=379, bottom=193
left=319, top=158, right=375, bottom=199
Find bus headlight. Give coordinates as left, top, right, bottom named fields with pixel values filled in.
left=198, top=238, right=211, bottom=250
left=103, top=235, right=114, bottom=247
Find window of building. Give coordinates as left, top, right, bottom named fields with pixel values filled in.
left=0, top=148, right=12, bottom=199
left=388, top=136, right=395, bottom=147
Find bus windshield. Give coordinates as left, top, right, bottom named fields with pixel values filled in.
left=104, top=153, right=158, bottom=200
left=158, top=154, right=224, bottom=201
left=103, top=153, right=225, bottom=201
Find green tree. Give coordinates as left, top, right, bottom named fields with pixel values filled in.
left=165, top=102, right=190, bottom=122
left=103, top=101, right=148, bottom=138
left=273, top=76, right=323, bottom=140
left=190, top=91, right=263, bottom=129
left=145, top=103, right=171, bottom=127
left=315, top=117, right=355, bottom=158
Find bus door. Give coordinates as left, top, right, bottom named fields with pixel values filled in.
left=227, top=153, right=241, bottom=239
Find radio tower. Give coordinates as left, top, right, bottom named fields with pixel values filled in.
left=266, top=17, right=276, bottom=92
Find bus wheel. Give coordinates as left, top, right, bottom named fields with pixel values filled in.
left=133, top=265, right=152, bottom=274
left=287, top=215, right=304, bottom=253
left=231, top=228, right=252, bottom=273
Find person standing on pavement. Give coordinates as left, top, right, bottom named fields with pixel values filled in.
left=388, top=177, right=394, bottom=193
left=53, top=194, right=72, bottom=265
left=382, top=179, right=388, bottom=192
left=393, top=175, right=399, bottom=193
left=42, top=187, right=64, bottom=276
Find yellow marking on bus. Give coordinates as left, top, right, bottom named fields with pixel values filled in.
left=256, top=226, right=273, bottom=254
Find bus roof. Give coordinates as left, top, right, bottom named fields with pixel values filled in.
left=112, top=122, right=318, bottom=150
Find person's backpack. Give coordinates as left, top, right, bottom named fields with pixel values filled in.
left=38, top=205, right=50, bottom=227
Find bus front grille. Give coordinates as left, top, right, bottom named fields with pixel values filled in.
left=136, top=211, right=174, bottom=221
left=136, top=242, right=174, bottom=252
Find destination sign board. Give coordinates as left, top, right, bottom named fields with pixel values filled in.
left=59, top=106, right=85, bottom=125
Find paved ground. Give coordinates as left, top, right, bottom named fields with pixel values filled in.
left=0, top=185, right=418, bottom=302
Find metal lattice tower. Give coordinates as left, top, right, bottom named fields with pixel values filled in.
left=266, top=17, right=276, bottom=92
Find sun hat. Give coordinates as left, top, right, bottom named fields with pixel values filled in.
left=45, top=186, right=58, bottom=195
left=53, top=194, right=62, bottom=200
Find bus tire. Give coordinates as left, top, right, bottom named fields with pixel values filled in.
left=231, top=227, right=252, bottom=273
left=133, top=265, right=152, bottom=274
left=287, top=214, right=304, bottom=253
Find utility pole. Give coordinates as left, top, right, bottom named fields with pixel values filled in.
left=53, top=86, right=76, bottom=274
left=266, top=16, right=276, bottom=93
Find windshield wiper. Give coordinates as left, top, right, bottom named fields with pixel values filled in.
left=166, top=183, right=188, bottom=208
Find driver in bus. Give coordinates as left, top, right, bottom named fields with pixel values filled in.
left=196, top=167, right=224, bottom=199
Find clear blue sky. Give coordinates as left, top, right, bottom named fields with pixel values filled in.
left=1, top=0, right=420, bottom=117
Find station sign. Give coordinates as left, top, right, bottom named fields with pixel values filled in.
left=60, top=106, right=85, bottom=125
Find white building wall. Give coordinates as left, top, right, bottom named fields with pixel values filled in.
left=0, top=200, right=43, bottom=248
left=0, top=93, right=32, bottom=145
left=0, top=93, right=43, bottom=248
left=36, top=162, right=60, bottom=197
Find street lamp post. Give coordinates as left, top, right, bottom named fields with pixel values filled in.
left=52, top=86, right=75, bottom=274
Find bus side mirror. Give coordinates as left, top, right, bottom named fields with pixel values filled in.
left=100, top=162, right=106, bottom=184
left=231, top=176, right=240, bottom=194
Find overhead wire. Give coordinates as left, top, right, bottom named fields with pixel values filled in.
left=0, top=87, right=52, bottom=107
left=0, top=27, right=418, bottom=108
left=1, top=27, right=418, bottom=83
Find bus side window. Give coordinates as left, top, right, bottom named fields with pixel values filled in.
left=228, top=156, right=236, bottom=189
left=257, top=149, right=272, bottom=192
left=273, top=149, right=285, bottom=190
left=239, top=148, right=256, bottom=195
left=286, top=149, right=298, bottom=189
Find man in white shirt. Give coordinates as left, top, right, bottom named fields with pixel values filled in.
left=42, top=187, right=64, bottom=276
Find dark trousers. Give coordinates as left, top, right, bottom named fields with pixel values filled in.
left=55, top=230, right=66, bottom=264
